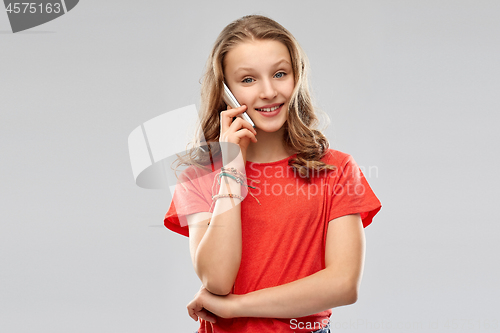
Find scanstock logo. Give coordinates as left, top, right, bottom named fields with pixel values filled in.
left=3, top=0, right=79, bottom=33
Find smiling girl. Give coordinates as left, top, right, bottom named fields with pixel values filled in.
left=164, top=15, right=381, bottom=333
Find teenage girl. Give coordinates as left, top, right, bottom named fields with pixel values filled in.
left=164, top=15, right=381, bottom=333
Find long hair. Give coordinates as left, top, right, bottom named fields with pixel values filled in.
left=173, top=15, right=336, bottom=181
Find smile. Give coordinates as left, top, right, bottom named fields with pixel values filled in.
left=255, top=103, right=284, bottom=117
left=255, top=104, right=284, bottom=112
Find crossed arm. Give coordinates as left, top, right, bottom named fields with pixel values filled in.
left=186, top=213, right=366, bottom=322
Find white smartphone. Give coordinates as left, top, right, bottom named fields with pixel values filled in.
left=223, top=82, right=255, bottom=128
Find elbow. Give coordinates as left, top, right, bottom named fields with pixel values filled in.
left=342, top=281, right=359, bottom=305
left=333, top=278, right=358, bottom=306
left=196, top=264, right=235, bottom=296
left=204, top=280, right=233, bottom=296
left=344, top=285, right=358, bottom=305
left=194, top=252, right=240, bottom=296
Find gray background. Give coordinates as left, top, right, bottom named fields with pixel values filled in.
left=1, top=1, right=499, bottom=332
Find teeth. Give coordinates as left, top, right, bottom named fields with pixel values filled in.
left=257, top=105, right=280, bottom=112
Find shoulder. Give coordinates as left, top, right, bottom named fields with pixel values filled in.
left=177, top=154, right=223, bottom=182
left=321, top=149, right=353, bottom=166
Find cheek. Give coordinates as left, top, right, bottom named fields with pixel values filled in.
left=231, top=93, right=247, bottom=108
left=284, top=78, right=295, bottom=97
left=238, top=96, right=253, bottom=108
left=233, top=88, right=256, bottom=105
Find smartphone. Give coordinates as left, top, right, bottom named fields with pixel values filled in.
left=223, top=82, right=255, bottom=128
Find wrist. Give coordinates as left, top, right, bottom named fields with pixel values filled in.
left=222, top=148, right=246, bottom=171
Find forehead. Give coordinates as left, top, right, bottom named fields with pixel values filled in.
left=224, top=39, right=292, bottom=73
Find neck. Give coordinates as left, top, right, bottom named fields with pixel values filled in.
left=245, top=125, right=295, bottom=163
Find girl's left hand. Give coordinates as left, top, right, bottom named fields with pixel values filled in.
left=187, top=286, right=240, bottom=323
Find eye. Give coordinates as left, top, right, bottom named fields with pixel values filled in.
left=242, top=77, right=254, bottom=84
left=274, top=71, right=287, bottom=79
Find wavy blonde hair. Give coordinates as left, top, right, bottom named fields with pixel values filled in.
left=173, top=15, right=336, bottom=181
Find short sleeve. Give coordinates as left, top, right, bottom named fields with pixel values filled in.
left=164, top=165, right=215, bottom=237
left=325, top=154, right=381, bottom=228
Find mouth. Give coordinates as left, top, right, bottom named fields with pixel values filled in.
left=254, top=103, right=285, bottom=118
left=255, top=103, right=284, bottom=112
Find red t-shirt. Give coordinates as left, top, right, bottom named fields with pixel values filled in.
left=164, top=149, right=381, bottom=333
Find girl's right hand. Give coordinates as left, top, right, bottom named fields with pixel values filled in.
left=219, top=105, right=257, bottom=166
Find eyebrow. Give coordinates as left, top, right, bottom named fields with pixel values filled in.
left=233, top=59, right=292, bottom=75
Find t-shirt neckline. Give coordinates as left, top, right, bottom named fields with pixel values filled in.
left=246, top=153, right=297, bottom=166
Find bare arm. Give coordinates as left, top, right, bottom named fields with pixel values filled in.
left=235, top=214, right=365, bottom=317
left=187, top=214, right=365, bottom=321
left=187, top=105, right=257, bottom=296
left=187, top=175, right=243, bottom=296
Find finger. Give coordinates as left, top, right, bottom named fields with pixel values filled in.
left=232, top=104, right=247, bottom=113
left=196, top=309, right=217, bottom=324
left=224, top=103, right=246, bottom=112
left=186, top=299, right=204, bottom=321
left=235, top=115, right=257, bottom=135
left=232, top=128, right=258, bottom=143
left=187, top=306, right=199, bottom=321
left=228, top=118, right=257, bottom=136
left=221, top=105, right=247, bottom=120
left=220, top=105, right=247, bottom=133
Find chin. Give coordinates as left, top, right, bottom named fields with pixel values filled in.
left=257, top=123, right=286, bottom=133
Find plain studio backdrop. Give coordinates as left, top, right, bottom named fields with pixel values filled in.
left=1, top=1, right=499, bottom=332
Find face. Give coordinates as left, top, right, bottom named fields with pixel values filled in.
left=223, top=39, right=295, bottom=133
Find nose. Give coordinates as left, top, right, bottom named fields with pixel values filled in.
left=259, top=79, right=277, bottom=100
